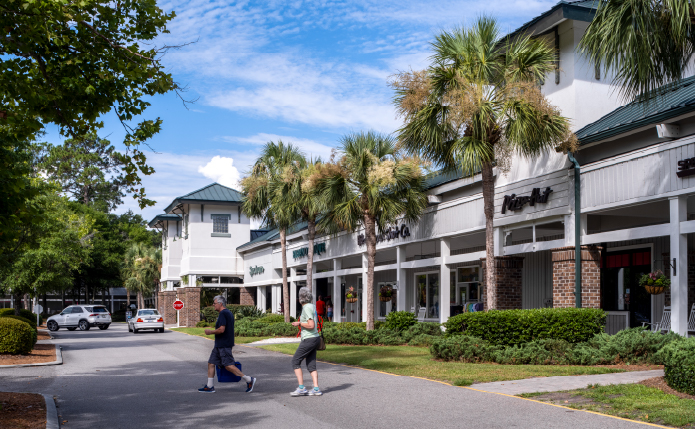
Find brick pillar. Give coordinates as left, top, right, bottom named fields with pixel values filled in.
left=177, top=287, right=201, bottom=327
left=240, top=286, right=256, bottom=306
left=552, top=246, right=602, bottom=308
left=480, top=256, right=524, bottom=310
left=158, top=290, right=176, bottom=325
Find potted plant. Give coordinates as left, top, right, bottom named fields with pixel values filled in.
left=639, top=270, right=671, bottom=295
left=345, top=286, right=358, bottom=303
left=379, top=285, right=393, bottom=302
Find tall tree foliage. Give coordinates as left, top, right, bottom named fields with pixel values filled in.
left=391, top=18, right=574, bottom=310
left=122, top=243, right=161, bottom=309
left=241, top=141, right=305, bottom=323
left=580, top=0, right=695, bottom=102
left=1, top=0, right=187, bottom=207
left=38, top=133, right=126, bottom=212
left=309, top=131, right=428, bottom=330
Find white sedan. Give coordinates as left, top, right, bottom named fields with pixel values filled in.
left=128, top=309, right=165, bottom=333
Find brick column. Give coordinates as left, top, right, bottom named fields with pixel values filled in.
left=480, top=256, right=524, bottom=310
left=158, top=290, right=177, bottom=325
left=177, top=287, right=201, bottom=327
left=552, top=246, right=602, bottom=308
left=240, top=286, right=256, bottom=306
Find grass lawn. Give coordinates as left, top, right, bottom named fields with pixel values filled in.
left=257, top=343, right=626, bottom=385
left=170, top=327, right=277, bottom=344
left=520, top=384, right=695, bottom=428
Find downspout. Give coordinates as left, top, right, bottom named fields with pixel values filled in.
left=568, top=152, right=581, bottom=308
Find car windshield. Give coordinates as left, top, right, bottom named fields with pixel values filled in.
left=138, top=310, right=159, bottom=316
left=87, top=307, right=109, bottom=313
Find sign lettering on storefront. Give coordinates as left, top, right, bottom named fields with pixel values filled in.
left=677, top=157, right=695, bottom=177
left=249, top=266, right=265, bottom=276
left=293, top=242, right=326, bottom=259
left=357, top=224, right=411, bottom=246
left=501, top=187, right=553, bottom=214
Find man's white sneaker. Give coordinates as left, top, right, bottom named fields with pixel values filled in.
left=308, top=388, right=323, bottom=396
left=290, top=387, right=309, bottom=396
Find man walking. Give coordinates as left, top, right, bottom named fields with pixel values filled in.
left=316, top=295, right=326, bottom=319
left=198, top=295, right=257, bottom=393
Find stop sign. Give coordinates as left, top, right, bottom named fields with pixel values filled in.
left=173, top=300, right=184, bottom=311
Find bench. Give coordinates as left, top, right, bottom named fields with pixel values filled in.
left=642, top=306, right=671, bottom=333
left=688, top=303, right=695, bottom=337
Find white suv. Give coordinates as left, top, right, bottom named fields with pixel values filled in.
left=46, top=305, right=112, bottom=331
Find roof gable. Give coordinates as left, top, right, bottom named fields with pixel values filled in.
left=164, top=183, right=244, bottom=213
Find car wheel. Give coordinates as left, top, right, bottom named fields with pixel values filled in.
left=133, top=328, right=138, bottom=334
left=98, top=324, right=109, bottom=330
left=78, top=320, right=90, bottom=331
left=47, top=321, right=59, bottom=331
left=67, top=327, right=77, bottom=331
left=128, top=325, right=132, bottom=332
left=159, top=328, right=164, bottom=333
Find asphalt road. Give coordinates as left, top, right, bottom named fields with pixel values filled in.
left=0, top=324, right=653, bottom=429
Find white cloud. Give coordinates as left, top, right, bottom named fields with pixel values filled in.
left=197, top=156, right=241, bottom=189
left=218, top=133, right=336, bottom=163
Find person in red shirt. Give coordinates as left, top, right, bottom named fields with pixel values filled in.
left=316, top=296, right=326, bottom=319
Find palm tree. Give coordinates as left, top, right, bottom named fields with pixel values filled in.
left=282, top=158, right=325, bottom=304
left=241, top=141, right=305, bottom=323
left=580, top=0, right=695, bottom=102
left=122, top=243, right=161, bottom=309
left=309, top=131, right=428, bottom=330
left=391, top=17, right=574, bottom=310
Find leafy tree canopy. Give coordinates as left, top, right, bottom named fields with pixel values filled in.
left=37, top=133, right=127, bottom=212
left=1, top=0, right=186, bottom=207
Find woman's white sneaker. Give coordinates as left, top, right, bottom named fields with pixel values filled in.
left=290, top=387, right=309, bottom=396
left=308, top=388, right=323, bottom=396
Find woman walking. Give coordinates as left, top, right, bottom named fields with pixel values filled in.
left=290, top=287, right=322, bottom=396
left=326, top=298, right=333, bottom=322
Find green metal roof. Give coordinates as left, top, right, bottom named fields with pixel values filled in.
left=164, top=183, right=244, bottom=213
left=576, top=75, right=695, bottom=145
left=424, top=169, right=463, bottom=189
left=237, top=221, right=309, bottom=251
left=507, top=1, right=597, bottom=39
left=148, top=213, right=181, bottom=228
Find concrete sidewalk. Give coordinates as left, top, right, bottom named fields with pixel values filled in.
left=471, top=369, right=664, bottom=395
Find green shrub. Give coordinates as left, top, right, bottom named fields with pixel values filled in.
left=492, top=339, right=574, bottom=365
left=402, top=322, right=442, bottom=342
left=195, top=321, right=211, bottom=328
left=202, top=305, right=264, bottom=323
left=1, top=315, right=38, bottom=330
left=0, top=318, right=36, bottom=354
left=234, top=319, right=298, bottom=337
left=656, top=338, right=695, bottom=395
left=444, top=308, right=606, bottom=346
left=0, top=308, right=42, bottom=325
left=385, top=311, right=417, bottom=332
left=408, top=334, right=438, bottom=347
left=429, top=336, right=502, bottom=362
left=257, top=314, right=286, bottom=324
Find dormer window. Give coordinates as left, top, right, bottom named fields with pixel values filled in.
left=211, top=214, right=232, bottom=237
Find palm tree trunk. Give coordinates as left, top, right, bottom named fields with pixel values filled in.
left=138, top=291, right=143, bottom=309
left=481, top=161, right=496, bottom=310
left=280, top=228, right=290, bottom=323
left=306, top=218, right=315, bottom=304
left=126, top=289, right=130, bottom=310
left=364, top=214, right=377, bottom=331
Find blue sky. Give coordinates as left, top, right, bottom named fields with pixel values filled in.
left=45, top=0, right=557, bottom=223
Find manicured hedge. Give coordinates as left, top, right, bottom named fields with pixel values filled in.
left=657, top=338, right=695, bottom=395
left=202, top=305, right=263, bottom=323
left=430, top=328, right=681, bottom=365
left=0, top=317, right=36, bottom=354
left=384, top=311, right=417, bottom=332
left=0, top=308, right=42, bottom=325
left=444, top=308, right=606, bottom=346
left=1, top=315, right=38, bottom=330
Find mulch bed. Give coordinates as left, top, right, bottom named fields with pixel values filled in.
left=37, top=330, right=51, bottom=341
left=639, top=376, right=695, bottom=400
left=0, top=392, right=46, bottom=429
left=595, top=364, right=664, bottom=371
left=0, top=344, right=56, bottom=366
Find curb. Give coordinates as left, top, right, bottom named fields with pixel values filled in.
left=0, top=345, right=62, bottom=368
left=43, top=394, right=59, bottom=429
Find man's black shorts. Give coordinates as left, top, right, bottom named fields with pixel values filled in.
left=208, top=347, right=235, bottom=367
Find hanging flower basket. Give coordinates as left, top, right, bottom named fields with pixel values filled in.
left=379, top=285, right=393, bottom=302
left=639, top=270, right=670, bottom=295
left=345, top=286, right=358, bottom=303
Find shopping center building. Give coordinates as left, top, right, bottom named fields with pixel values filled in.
left=154, top=1, right=695, bottom=334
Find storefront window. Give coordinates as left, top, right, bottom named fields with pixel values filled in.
left=414, top=273, right=439, bottom=319
left=378, top=282, right=397, bottom=318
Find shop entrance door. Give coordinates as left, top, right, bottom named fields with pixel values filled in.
left=602, top=248, right=652, bottom=328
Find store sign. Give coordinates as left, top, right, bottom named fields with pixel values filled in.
left=357, top=224, right=411, bottom=246
left=293, top=242, right=326, bottom=259
left=501, top=187, right=553, bottom=214
left=249, top=266, right=265, bottom=276
left=677, top=157, right=695, bottom=177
